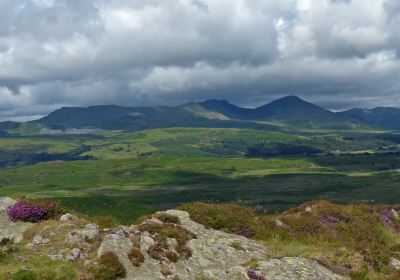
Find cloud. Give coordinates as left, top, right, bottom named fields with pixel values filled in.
left=0, top=0, right=399, bottom=121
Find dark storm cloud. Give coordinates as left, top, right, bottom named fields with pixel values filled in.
left=0, top=0, right=399, bottom=121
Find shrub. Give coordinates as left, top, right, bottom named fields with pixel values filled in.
left=12, top=270, right=37, bottom=280
left=247, top=269, right=265, bottom=280
left=154, top=213, right=180, bottom=224
left=0, top=251, right=9, bottom=263
left=94, top=216, right=118, bottom=229
left=128, top=247, right=144, bottom=267
left=37, top=267, right=76, bottom=280
left=138, top=222, right=194, bottom=261
left=165, top=251, right=179, bottom=262
left=179, top=202, right=257, bottom=236
left=91, top=252, right=126, bottom=280
left=7, top=199, right=63, bottom=223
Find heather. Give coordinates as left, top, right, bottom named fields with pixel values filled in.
left=7, top=199, right=63, bottom=223
left=181, top=201, right=400, bottom=280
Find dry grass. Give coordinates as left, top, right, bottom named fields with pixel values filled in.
left=181, top=200, right=400, bottom=280
left=90, top=252, right=126, bottom=280
left=128, top=247, right=144, bottom=267
left=138, top=221, right=195, bottom=261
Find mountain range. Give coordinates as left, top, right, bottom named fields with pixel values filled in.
left=2, top=95, right=400, bottom=133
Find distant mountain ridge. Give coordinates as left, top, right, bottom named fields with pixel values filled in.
left=2, top=95, right=400, bottom=133
left=339, top=107, right=400, bottom=129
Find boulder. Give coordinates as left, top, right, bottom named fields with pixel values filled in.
left=257, top=257, right=348, bottom=280
left=95, top=210, right=349, bottom=280
left=65, top=224, right=99, bottom=244
left=59, top=213, right=75, bottom=222
left=0, top=197, right=33, bottom=244
left=389, top=257, right=400, bottom=270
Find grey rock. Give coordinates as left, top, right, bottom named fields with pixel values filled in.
left=0, top=198, right=33, bottom=244
left=32, top=234, right=50, bottom=245
left=140, top=233, right=155, bottom=251
left=95, top=210, right=349, bottom=280
left=0, top=197, right=16, bottom=211
left=257, top=257, right=348, bottom=280
left=59, top=213, right=75, bottom=222
left=48, top=250, right=65, bottom=261
left=65, top=224, right=99, bottom=244
left=66, top=248, right=82, bottom=262
left=389, top=257, right=400, bottom=270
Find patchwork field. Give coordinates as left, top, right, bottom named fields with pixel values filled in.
left=1, top=127, right=400, bottom=224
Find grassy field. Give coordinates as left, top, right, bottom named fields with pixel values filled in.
left=1, top=127, right=400, bottom=224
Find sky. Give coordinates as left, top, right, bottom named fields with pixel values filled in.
left=1, top=0, right=400, bottom=121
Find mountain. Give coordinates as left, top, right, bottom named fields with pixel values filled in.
left=198, top=99, right=252, bottom=119
left=38, top=104, right=277, bottom=131
left=199, top=96, right=362, bottom=129
left=6, top=95, right=377, bottom=133
left=340, top=107, right=400, bottom=129
left=248, top=96, right=361, bottom=128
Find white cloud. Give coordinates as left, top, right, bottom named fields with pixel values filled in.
left=0, top=0, right=399, bottom=120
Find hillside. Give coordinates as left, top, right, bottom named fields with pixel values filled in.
left=340, top=107, right=400, bottom=129
left=33, top=96, right=367, bottom=132
left=250, top=96, right=361, bottom=128
left=1, top=197, right=399, bottom=279
left=37, top=104, right=277, bottom=132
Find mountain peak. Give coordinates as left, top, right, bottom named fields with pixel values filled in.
left=269, top=95, right=309, bottom=105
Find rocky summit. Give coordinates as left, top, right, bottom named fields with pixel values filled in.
left=0, top=197, right=348, bottom=280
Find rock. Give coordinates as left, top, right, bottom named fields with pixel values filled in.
left=0, top=197, right=33, bottom=244
left=66, top=248, right=82, bottom=262
left=140, top=233, right=155, bottom=251
left=59, top=213, right=75, bottom=222
left=389, top=257, right=400, bottom=270
left=32, top=234, right=50, bottom=245
left=257, top=257, right=348, bottom=280
left=0, top=197, right=16, bottom=211
left=65, top=224, right=99, bottom=244
left=0, top=197, right=352, bottom=280
left=93, top=210, right=349, bottom=280
left=391, top=209, right=399, bottom=220
left=48, top=250, right=65, bottom=261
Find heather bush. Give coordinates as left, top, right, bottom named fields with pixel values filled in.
left=247, top=269, right=266, bottom=280
left=7, top=200, right=61, bottom=223
left=91, top=252, right=126, bottom=280
left=93, top=215, right=119, bottom=229
left=179, top=202, right=257, bottom=236
left=12, top=270, right=37, bottom=280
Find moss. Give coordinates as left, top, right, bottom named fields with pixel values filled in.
left=91, top=252, right=126, bottom=280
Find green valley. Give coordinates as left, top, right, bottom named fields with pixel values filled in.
left=1, top=127, right=400, bottom=224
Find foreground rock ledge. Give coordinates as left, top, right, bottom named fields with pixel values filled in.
left=0, top=198, right=348, bottom=280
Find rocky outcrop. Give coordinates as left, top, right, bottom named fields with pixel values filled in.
left=94, top=210, right=348, bottom=280
left=0, top=197, right=349, bottom=280
left=0, top=197, right=33, bottom=244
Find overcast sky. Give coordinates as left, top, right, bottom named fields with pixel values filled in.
left=1, top=0, right=400, bottom=121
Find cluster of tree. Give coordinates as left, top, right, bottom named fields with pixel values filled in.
left=246, top=143, right=322, bottom=157
left=0, top=146, right=93, bottom=169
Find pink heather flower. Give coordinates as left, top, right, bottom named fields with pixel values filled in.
left=7, top=201, right=50, bottom=223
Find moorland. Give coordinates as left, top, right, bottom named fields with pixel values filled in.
left=0, top=96, right=400, bottom=224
